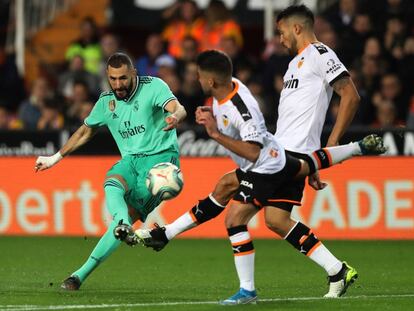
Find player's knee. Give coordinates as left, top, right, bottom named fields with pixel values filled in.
left=212, top=172, right=239, bottom=204
left=265, top=218, right=286, bottom=236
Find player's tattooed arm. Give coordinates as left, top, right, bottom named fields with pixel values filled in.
left=327, top=75, right=360, bottom=147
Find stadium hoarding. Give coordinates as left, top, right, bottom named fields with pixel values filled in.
left=0, top=129, right=414, bottom=156
left=0, top=157, right=413, bottom=239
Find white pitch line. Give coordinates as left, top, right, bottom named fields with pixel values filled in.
left=1, top=294, right=414, bottom=311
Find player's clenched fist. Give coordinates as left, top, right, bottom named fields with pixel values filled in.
left=35, top=152, right=63, bottom=172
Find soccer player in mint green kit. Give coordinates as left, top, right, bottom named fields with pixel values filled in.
left=34, top=52, right=187, bottom=290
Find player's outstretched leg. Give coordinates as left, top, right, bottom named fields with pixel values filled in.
left=135, top=194, right=226, bottom=251
left=324, top=262, right=358, bottom=298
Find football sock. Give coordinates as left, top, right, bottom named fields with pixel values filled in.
left=284, top=221, right=342, bottom=276
left=164, top=194, right=225, bottom=240
left=72, top=180, right=131, bottom=282
left=306, top=143, right=361, bottom=174
left=228, top=225, right=255, bottom=291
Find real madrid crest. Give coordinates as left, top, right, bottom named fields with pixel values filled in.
left=109, top=100, right=116, bottom=112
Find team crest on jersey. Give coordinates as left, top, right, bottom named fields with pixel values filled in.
left=109, top=100, right=116, bottom=112
left=298, top=57, right=304, bottom=68
left=269, top=148, right=279, bottom=158
left=222, top=114, right=229, bottom=127
left=133, top=101, right=139, bottom=112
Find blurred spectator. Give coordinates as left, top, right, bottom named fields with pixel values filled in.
left=58, top=55, right=100, bottom=100
left=65, top=17, right=102, bottom=74
left=161, top=0, right=204, bottom=58
left=162, top=73, right=181, bottom=97
left=64, top=81, right=93, bottom=129
left=155, top=54, right=177, bottom=80
left=324, top=0, right=357, bottom=34
left=195, top=0, right=243, bottom=51
left=135, top=33, right=168, bottom=76
left=407, top=97, right=414, bottom=128
left=176, top=62, right=204, bottom=125
left=99, top=33, right=122, bottom=91
left=0, top=46, right=25, bottom=111
left=37, top=97, right=64, bottom=130
left=0, top=106, right=21, bottom=130
left=398, top=36, right=414, bottom=87
left=371, top=101, right=404, bottom=128
left=18, top=78, right=50, bottom=130
left=261, top=36, right=290, bottom=96
left=372, top=73, right=410, bottom=122
left=384, top=16, right=406, bottom=60
left=176, top=36, right=199, bottom=78
left=220, top=35, right=255, bottom=78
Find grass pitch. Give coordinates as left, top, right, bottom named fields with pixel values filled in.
left=0, top=237, right=413, bottom=310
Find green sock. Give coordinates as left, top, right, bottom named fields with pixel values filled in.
left=71, top=180, right=131, bottom=283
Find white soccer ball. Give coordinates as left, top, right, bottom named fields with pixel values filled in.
left=146, top=162, right=184, bottom=200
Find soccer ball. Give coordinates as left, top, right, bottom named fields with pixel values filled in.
left=146, top=162, right=184, bottom=200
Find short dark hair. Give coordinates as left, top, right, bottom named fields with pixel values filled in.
left=196, top=50, right=232, bottom=80
left=276, top=5, right=314, bottom=27
left=107, top=52, right=134, bottom=69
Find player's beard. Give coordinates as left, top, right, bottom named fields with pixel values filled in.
left=112, top=80, right=134, bottom=100
left=287, top=38, right=298, bottom=56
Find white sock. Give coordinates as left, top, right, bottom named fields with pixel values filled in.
left=164, top=212, right=196, bottom=240
left=229, top=231, right=255, bottom=291
left=308, top=243, right=342, bottom=276
left=310, top=142, right=361, bottom=170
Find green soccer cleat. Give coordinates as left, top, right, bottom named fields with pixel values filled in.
left=324, top=262, right=358, bottom=298
left=113, top=221, right=139, bottom=246
left=61, top=275, right=81, bottom=290
left=358, top=134, right=387, bottom=155
left=220, top=288, right=258, bottom=305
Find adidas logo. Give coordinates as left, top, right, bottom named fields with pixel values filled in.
left=112, top=113, right=119, bottom=119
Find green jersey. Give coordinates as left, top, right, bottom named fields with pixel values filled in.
left=85, top=76, right=178, bottom=157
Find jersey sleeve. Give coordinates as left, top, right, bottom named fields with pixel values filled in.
left=84, top=97, right=106, bottom=128
left=313, top=43, right=349, bottom=86
left=232, top=109, right=264, bottom=147
left=151, top=77, right=177, bottom=110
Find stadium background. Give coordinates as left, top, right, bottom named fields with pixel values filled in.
left=0, top=1, right=413, bottom=310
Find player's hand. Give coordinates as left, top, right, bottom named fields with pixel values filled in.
left=195, top=106, right=219, bottom=138
left=308, top=172, right=327, bottom=191
left=163, top=115, right=178, bottom=131
left=34, top=152, right=63, bottom=172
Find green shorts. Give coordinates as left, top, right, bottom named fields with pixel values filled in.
left=106, top=150, right=180, bottom=221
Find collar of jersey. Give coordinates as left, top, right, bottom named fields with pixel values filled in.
left=121, top=76, right=139, bottom=102
left=297, top=41, right=320, bottom=55
left=218, top=80, right=239, bottom=105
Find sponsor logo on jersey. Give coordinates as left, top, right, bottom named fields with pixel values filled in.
left=239, top=191, right=251, bottom=203
left=298, top=57, right=304, bottom=68
left=240, top=180, right=253, bottom=189
left=326, top=62, right=343, bottom=75
left=312, top=42, right=328, bottom=54
left=118, top=122, right=146, bottom=139
left=109, top=100, right=116, bottom=112
left=283, top=75, right=299, bottom=89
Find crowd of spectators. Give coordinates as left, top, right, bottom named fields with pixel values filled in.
left=1, top=0, right=414, bottom=131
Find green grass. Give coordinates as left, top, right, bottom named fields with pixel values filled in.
left=0, top=237, right=413, bottom=310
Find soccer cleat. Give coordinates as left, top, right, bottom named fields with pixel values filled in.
left=61, top=275, right=81, bottom=290
left=220, top=288, right=258, bottom=305
left=358, top=134, right=387, bottom=155
left=324, top=262, right=358, bottom=298
left=113, top=221, right=139, bottom=246
left=135, top=224, right=169, bottom=252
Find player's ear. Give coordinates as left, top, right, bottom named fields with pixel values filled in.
left=293, top=23, right=302, bottom=35
left=132, top=68, right=137, bottom=76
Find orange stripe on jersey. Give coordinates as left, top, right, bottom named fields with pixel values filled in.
left=312, top=151, right=321, bottom=169
left=297, top=43, right=310, bottom=55
left=234, top=249, right=255, bottom=256
left=188, top=210, right=198, bottom=223
left=323, top=148, right=333, bottom=166
left=232, top=239, right=252, bottom=247
left=218, top=81, right=239, bottom=105
left=306, top=241, right=322, bottom=257
left=268, top=199, right=302, bottom=206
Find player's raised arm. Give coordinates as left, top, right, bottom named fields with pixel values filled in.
left=326, top=76, right=360, bottom=146
left=35, top=124, right=98, bottom=172
left=163, top=99, right=187, bottom=131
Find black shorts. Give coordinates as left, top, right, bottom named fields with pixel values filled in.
left=233, top=151, right=302, bottom=210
